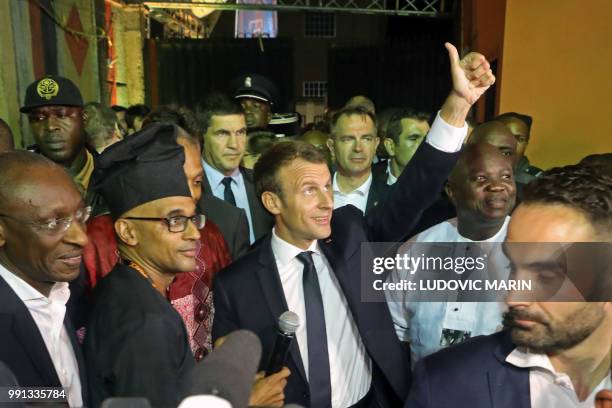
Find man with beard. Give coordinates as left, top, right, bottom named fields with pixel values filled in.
left=387, top=142, right=516, bottom=364
left=405, top=164, right=611, bottom=408
left=20, top=76, right=94, bottom=194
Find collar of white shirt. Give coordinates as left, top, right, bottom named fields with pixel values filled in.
left=386, top=161, right=397, bottom=186
left=271, top=228, right=321, bottom=267
left=332, top=171, right=373, bottom=196
left=202, top=159, right=244, bottom=189
left=0, top=263, right=70, bottom=305
left=506, top=347, right=559, bottom=372
left=506, top=347, right=612, bottom=390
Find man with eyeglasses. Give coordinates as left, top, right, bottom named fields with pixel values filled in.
left=84, top=123, right=203, bottom=407
left=20, top=75, right=95, bottom=196
left=0, top=151, right=89, bottom=407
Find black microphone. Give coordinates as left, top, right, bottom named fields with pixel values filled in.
left=265, top=311, right=300, bottom=376
left=179, top=329, right=262, bottom=408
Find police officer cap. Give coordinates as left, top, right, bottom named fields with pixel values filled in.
left=231, top=74, right=278, bottom=105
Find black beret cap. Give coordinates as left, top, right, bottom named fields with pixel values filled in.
left=231, top=74, right=278, bottom=105
left=90, top=123, right=191, bottom=219
left=20, top=75, right=83, bottom=113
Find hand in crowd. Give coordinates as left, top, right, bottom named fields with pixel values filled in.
left=440, top=42, right=496, bottom=126
left=596, top=389, right=612, bottom=408
left=445, top=42, right=495, bottom=106
left=248, top=367, right=291, bottom=407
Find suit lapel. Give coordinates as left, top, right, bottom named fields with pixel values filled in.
left=241, top=167, right=262, bottom=237
left=0, top=277, right=61, bottom=387
left=488, top=333, right=531, bottom=408
left=256, top=238, right=308, bottom=384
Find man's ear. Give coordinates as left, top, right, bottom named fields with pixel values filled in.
left=0, top=223, right=6, bottom=247
left=445, top=182, right=456, bottom=206
left=326, top=137, right=335, bottom=154
left=384, top=138, right=395, bottom=157
left=114, top=219, right=139, bottom=247
left=261, top=191, right=282, bottom=216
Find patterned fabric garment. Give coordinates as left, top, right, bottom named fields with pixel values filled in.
left=83, top=214, right=232, bottom=361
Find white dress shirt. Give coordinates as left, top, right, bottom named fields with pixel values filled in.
left=332, top=172, right=372, bottom=213
left=271, top=229, right=371, bottom=408
left=386, top=217, right=511, bottom=364
left=386, top=161, right=397, bottom=186
left=506, top=348, right=612, bottom=408
left=202, top=160, right=255, bottom=243
left=0, top=264, right=82, bottom=407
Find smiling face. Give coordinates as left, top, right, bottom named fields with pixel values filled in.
left=503, top=203, right=610, bottom=354
left=328, top=113, right=379, bottom=179
left=264, top=159, right=333, bottom=249
left=0, top=165, right=88, bottom=294
left=202, top=114, right=247, bottom=176
left=28, top=105, right=85, bottom=167
left=448, top=144, right=516, bottom=223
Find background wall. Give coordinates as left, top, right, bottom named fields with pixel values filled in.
left=0, top=0, right=99, bottom=148
left=499, top=0, right=612, bottom=169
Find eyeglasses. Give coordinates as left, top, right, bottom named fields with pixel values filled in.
left=0, top=206, right=92, bottom=235
left=124, top=214, right=206, bottom=233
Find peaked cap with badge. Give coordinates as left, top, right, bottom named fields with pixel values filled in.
left=230, top=74, right=279, bottom=106
left=20, top=75, right=84, bottom=113
left=90, top=122, right=192, bottom=219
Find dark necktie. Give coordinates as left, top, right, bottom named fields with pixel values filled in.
left=296, top=251, right=332, bottom=408
left=221, top=177, right=236, bottom=206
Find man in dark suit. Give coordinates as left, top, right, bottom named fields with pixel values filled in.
left=200, top=94, right=274, bottom=244
left=326, top=105, right=388, bottom=214
left=84, top=124, right=199, bottom=407
left=0, top=151, right=89, bottom=407
left=406, top=164, right=612, bottom=408
left=213, top=43, right=496, bottom=407
left=140, top=105, right=250, bottom=260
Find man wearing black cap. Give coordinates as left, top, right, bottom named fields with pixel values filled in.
left=20, top=75, right=94, bottom=194
left=231, top=74, right=278, bottom=130
left=84, top=124, right=202, bottom=407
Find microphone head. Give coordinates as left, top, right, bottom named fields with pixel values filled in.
left=180, top=330, right=262, bottom=408
left=278, top=310, right=300, bottom=335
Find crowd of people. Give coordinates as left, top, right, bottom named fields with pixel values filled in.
left=0, top=42, right=610, bottom=408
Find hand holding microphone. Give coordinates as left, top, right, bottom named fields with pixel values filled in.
left=249, top=311, right=300, bottom=407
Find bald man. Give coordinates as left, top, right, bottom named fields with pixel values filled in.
left=0, top=118, right=14, bottom=153
left=0, top=151, right=88, bottom=406
left=345, top=95, right=376, bottom=115
left=387, top=143, right=516, bottom=363
left=299, top=129, right=332, bottom=167
left=468, top=120, right=517, bottom=162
